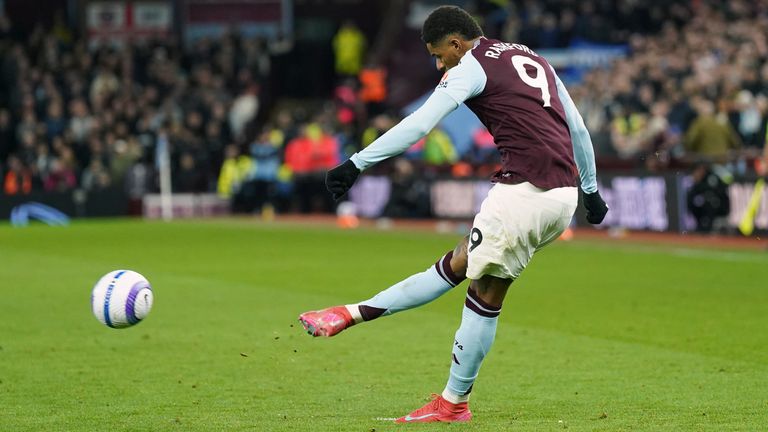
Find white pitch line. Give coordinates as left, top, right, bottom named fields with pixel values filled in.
left=670, top=248, right=768, bottom=263
left=563, top=241, right=768, bottom=263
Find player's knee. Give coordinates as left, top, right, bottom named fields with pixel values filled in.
left=470, top=276, right=512, bottom=308
left=450, top=236, right=470, bottom=277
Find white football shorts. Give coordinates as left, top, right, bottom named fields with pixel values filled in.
left=466, top=182, right=578, bottom=281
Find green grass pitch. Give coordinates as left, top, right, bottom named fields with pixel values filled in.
left=1, top=219, right=767, bottom=431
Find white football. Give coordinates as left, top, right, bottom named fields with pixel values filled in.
left=91, top=270, right=153, bottom=328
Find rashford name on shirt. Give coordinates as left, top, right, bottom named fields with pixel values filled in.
left=484, top=42, right=538, bottom=59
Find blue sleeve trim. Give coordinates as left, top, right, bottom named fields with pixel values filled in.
left=554, top=74, right=598, bottom=193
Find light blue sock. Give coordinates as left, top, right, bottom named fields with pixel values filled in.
left=351, top=251, right=465, bottom=321
left=443, top=289, right=501, bottom=403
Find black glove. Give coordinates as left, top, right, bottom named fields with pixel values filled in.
left=326, top=159, right=360, bottom=201
left=583, top=190, right=609, bottom=224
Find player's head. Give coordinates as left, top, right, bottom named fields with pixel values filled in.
left=422, top=6, right=483, bottom=72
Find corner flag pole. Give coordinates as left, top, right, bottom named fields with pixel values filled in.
left=156, top=132, right=173, bottom=221
left=738, top=178, right=765, bottom=236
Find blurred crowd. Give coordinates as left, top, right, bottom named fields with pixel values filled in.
left=0, top=9, right=458, bottom=216
left=0, top=14, right=270, bottom=206
left=474, top=0, right=692, bottom=49
left=1, top=0, right=767, bottom=220
left=516, top=0, right=768, bottom=172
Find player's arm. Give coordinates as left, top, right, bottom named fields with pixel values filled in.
left=325, top=92, right=458, bottom=200
left=552, top=71, right=608, bottom=224
left=326, top=54, right=486, bottom=200
left=352, top=92, right=458, bottom=169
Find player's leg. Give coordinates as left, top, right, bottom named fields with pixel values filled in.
left=395, top=275, right=509, bottom=423
left=298, top=237, right=469, bottom=337
left=355, top=237, right=468, bottom=319
left=396, top=182, right=578, bottom=423
left=443, top=275, right=510, bottom=402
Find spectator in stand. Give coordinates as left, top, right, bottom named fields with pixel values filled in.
left=610, top=105, right=648, bottom=160
left=33, top=142, right=54, bottom=187
left=67, top=98, right=95, bottom=144
left=535, top=13, right=560, bottom=48
left=57, top=144, right=78, bottom=174
left=217, top=144, right=252, bottom=211
left=382, top=158, right=431, bottom=219
left=271, top=109, right=297, bottom=148
left=358, top=62, right=387, bottom=117
left=43, top=157, right=76, bottom=192
left=422, top=128, right=458, bottom=166
left=333, top=79, right=361, bottom=149
left=284, top=123, right=339, bottom=213
left=0, top=109, right=14, bottom=161
left=173, top=152, right=207, bottom=193
left=667, top=88, right=698, bottom=140
left=684, top=99, right=741, bottom=162
left=110, top=138, right=141, bottom=184
left=203, top=120, right=227, bottom=180
left=361, top=114, right=395, bottom=148
left=16, top=130, right=38, bottom=167
left=241, top=129, right=283, bottom=215
left=332, top=21, right=367, bottom=77
left=3, top=155, right=32, bottom=195
left=229, top=84, right=259, bottom=141
left=15, top=109, right=38, bottom=148
left=80, top=159, right=112, bottom=192
left=89, top=66, right=120, bottom=107
left=44, top=100, right=67, bottom=140
left=733, top=90, right=766, bottom=148
left=642, top=101, right=675, bottom=170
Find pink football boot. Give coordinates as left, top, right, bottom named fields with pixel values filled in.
left=298, top=306, right=355, bottom=337
left=395, top=394, right=472, bottom=423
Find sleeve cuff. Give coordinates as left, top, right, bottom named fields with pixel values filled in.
left=350, top=154, right=366, bottom=170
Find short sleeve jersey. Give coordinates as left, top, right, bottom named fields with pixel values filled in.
left=435, top=38, right=578, bottom=190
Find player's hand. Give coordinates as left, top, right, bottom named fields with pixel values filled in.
left=583, top=190, right=608, bottom=224
left=326, top=159, right=360, bottom=201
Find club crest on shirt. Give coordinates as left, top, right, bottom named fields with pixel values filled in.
left=436, top=72, right=449, bottom=89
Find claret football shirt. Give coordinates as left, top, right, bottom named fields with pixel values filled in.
left=351, top=37, right=597, bottom=193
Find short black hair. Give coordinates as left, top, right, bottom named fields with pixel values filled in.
left=421, top=6, right=483, bottom=45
